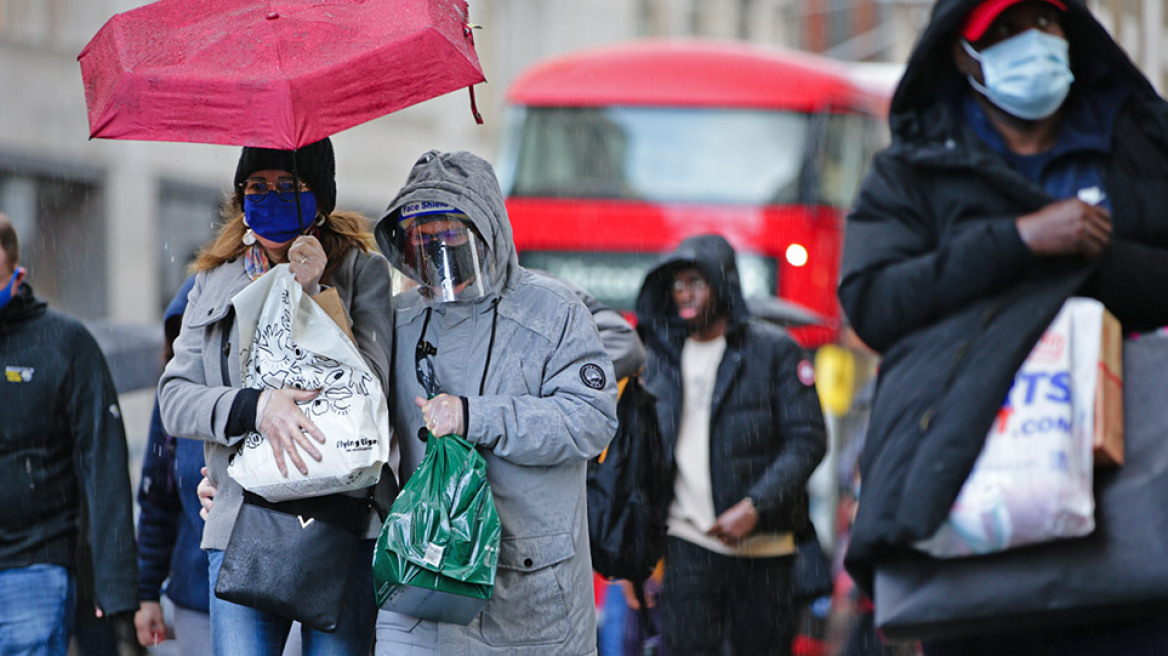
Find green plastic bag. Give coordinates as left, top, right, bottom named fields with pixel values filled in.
left=373, top=434, right=500, bottom=625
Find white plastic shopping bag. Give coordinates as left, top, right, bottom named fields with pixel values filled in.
left=916, top=298, right=1105, bottom=558
left=228, top=265, right=391, bottom=502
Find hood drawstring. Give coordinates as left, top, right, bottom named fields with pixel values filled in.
left=479, top=299, right=500, bottom=395
left=478, top=297, right=502, bottom=392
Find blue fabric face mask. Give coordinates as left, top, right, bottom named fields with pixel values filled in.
left=244, top=192, right=317, bottom=244
left=963, top=29, right=1075, bottom=121
left=0, top=267, right=25, bottom=310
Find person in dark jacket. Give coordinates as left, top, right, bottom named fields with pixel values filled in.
left=0, top=213, right=138, bottom=653
left=839, top=0, right=1168, bottom=651
left=635, top=233, right=827, bottom=656
left=133, top=275, right=211, bottom=655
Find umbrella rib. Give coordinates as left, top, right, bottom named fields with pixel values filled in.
left=265, top=0, right=296, bottom=148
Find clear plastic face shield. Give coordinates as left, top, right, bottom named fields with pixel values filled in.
left=398, top=203, right=493, bottom=304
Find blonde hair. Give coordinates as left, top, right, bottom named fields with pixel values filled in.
left=192, top=198, right=376, bottom=283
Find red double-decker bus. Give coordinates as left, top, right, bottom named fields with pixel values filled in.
left=497, top=39, right=891, bottom=347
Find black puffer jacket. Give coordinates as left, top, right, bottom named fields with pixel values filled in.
left=839, top=0, right=1168, bottom=590
left=636, top=235, right=826, bottom=534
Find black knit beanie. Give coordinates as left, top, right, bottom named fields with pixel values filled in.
left=233, top=137, right=337, bottom=216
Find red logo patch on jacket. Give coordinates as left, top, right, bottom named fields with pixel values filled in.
left=797, top=359, right=815, bottom=387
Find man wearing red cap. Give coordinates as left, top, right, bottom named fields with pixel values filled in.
left=839, top=0, right=1168, bottom=653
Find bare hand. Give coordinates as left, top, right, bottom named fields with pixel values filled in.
left=257, top=388, right=326, bottom=477
left=288, top=235, right=326, bottom=296
left=134, top=600, right=167, bottom=647
left=415, top=394, right=465, bottom=438
left=1016, top=199, right=1111, bottom=258
left=197, top=467, right=216, bottom=520
left=707, top=497, right=760, bottom=546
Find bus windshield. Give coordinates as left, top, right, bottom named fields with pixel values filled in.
left=507, top=106, right=809, bottom=205
left=522, top=250, right=777, bottom=312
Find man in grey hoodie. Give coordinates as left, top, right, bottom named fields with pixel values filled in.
left=373, top=150, right=618, bottom=655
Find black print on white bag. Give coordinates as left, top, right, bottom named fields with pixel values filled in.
left=228, top=265, right=390, bottom=501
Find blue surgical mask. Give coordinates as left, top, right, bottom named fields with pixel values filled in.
left=0, top=266, right=25, bottom=311
left=963, top=29, right=1075, bottom=121
left=244, top=192, right=317, bottom=244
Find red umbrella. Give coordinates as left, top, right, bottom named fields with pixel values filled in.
left=79, top=0, right=485, bottom=150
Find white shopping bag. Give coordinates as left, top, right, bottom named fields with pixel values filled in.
left=916, top=298, right=1104, bottom=558
left=228, top=265, right=391, bottom=502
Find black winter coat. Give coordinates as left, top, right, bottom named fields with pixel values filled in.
left=0, top=284, right=138, bottom=614
left=839, top=0, right=1168, bottom=591
left=636, top=235, right=826, bottom=534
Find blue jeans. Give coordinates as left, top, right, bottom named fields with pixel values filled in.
left=0, top=564, right=75, bottom=656
left=207, top=541, right=376, bottom=656
left=598, top=579, right=629, bottom=656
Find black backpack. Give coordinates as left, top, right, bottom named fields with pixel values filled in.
left=587, top=375, right=669, bottom=584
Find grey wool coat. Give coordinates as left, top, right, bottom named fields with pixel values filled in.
left=158, top=247, right=396, bottom=549
left=374, top=150, right=619, bottom=655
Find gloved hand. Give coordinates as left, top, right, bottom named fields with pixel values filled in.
left=257, top=388, right=326, bottom=477
left=288, top=235, right=326, bottom=296
left=415, top=393, right=465, bottom=438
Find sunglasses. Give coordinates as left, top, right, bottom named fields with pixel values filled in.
left=409, top=228, right=471, bottom=248
left=241, top=177, right=311, bottom=202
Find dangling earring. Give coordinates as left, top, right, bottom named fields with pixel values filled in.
left=242, top=217, right=257, bottom=246
left=309, top=213, right=325, bottom=239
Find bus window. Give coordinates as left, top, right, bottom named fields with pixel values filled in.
left=522, top=250, right=777, bottom=313
left=816, top=113, right=866, bottom=209
left=509, top=106, right=811, bottom=206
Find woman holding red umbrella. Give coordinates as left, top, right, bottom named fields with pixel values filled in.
left=158, top=137, right=395, bottom=655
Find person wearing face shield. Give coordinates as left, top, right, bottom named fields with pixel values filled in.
left=838, top=0, right=1168, bottom=653
left=398, top=201, right=494, bottom=304
left=372, top=151, right=618, bottom=655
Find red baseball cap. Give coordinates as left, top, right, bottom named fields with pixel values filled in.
left=962, top=0, right=1068, bottom=42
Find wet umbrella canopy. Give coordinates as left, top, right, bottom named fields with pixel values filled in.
left=79, top=0, right=485, bottom=149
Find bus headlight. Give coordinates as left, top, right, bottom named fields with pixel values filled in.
left=786, top=243, right=809, bottom=267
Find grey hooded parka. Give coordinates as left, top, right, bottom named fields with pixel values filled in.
left=374, top=151, right=619, bottom=655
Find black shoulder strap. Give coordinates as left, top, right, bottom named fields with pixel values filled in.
left=219, top=311, right=235, bottom=387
